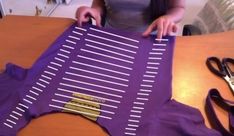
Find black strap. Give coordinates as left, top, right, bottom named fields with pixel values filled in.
left=205, top=89, right=234, bottom=136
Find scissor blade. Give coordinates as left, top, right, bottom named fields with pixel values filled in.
left=229, top=77, right=234, bottom=92
left=224, top=76, right=234, bottom=94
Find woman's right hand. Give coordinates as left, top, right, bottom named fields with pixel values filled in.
left=76, top=6, right=102, bottom=27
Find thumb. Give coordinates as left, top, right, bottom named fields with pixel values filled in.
left=95, top=14, right=102, bottom=27
left=172, top=24, right=178, bottom=33
left=89, top=10, right=102, bottom=27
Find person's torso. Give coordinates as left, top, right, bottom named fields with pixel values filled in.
left=104, top=0, right=152, bottom=32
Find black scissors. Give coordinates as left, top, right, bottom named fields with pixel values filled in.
left=206, top=57, right=234, bottom=94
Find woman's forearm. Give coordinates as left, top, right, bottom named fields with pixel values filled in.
left=167, top=0, right=185, bottom=23
left=91, top=0, right=105, bottom=16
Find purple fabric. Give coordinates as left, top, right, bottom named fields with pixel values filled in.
left=0, top=23, right=220, bottom=136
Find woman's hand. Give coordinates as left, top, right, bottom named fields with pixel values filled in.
left=76, top=6, right=102, bottom=27
left=142, top=15, right=178, bottom=39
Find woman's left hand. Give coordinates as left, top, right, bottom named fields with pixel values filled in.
left=142, top=15, right=178, bottom=39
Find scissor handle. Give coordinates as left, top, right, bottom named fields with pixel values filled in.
left=223, top=58, right=234, bottom=77
left=206, top=57, right=226, bottom=77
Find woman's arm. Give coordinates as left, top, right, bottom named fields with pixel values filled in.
left=91, top=0, right=105, bottom=16
left=167, top=0, right=185, bottom=23
left=143, top=0, right=185, bottom=39
left=76, top=0, right=105, bottom=27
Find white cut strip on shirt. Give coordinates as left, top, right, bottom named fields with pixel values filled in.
left=36, top=82, right=46, bottom=88
left=136, top=97, right=149, bottom=101
left=44, top=70, right=56, bottom=76
left=47, top=66, right=58, bottom=71
left=137, top=92, right=149, bottom=96
left=18, top=103, right=29, bottom=109
left=39, top=78, right=50, bottom=84
left=132, top=106, right=144, bottom=110
left=62, top=44, right=75, bottom=50
left=130, top=110, right=142, bottom=113
left=6, top=119, right=16, bottom=125
left=29, top=90, right=39, bottom=96
left=128, top=119, right=140, bottom=123
left=146, top=71, right=158, bottom=75
left=60, top=82, right=123, bottom=98
left=90, top=27, right=139, bottom=43
left=152, top=48, right=166, bottom=51
left=49, top=104, right=112, bottom=120
left=61, top=77, right=125, bottom=93
left=72, top=61, right=130, bottom=76
left=52, top=99, right=115, bottom=114
left=42, top=74, right=52, bottom=80
left=72, top=30, right=83, bottom=35
left=146, top=66, right=158, bottom=70
left=85, top=43, right=134, bottom=59
left=4, top=123, right=13, bottom=128
left=54, top=57, right=66, bottom=63
left=147, top=62, right=160, bottom=65
left=87, top=33, right=138, bottom=49
left=130, top=114, right=141, bottom=118
left=140, top=84, right=152, bottom=88
left=32, top=86, right=43, bottom=92
left=69, top=66, right=128, bottom=82
left=81, top=48, right=133, bottom=64
left=142, top=79, right=154, bottom=83
left=57, top=53, right=70, bottom=59
left=59, top=49, right=71, bottom=54
left=50, top=62, right=62, bottom=67
left=149, top=52, right=163, bottom=55
left=12, top=111, right=22, bottom=116
left=127, top=124, right=139, bottom=127
left=85, top=38, right=136, bottom=54
left=153, top=43, right=166, bottom=46
left=26, top=95, right=37, bottom=101
left=54, top=93, right=118, bottom=109
left=16, top=107, right=25, bottom=112
left=133, top=101, right=144, bottom=105
left=125, top=127, right=137, bottom=131
left=143, top=74, right=155, bottom=78
left=23, top=99, right=33, bottom=104
left=65, top=39, right=76, bottom=45
left=75, top=26, right=87, bottom=31
left=78, top=55, right=132, bottom=70
left=10, top=114, right=19, bottom=120
left=155, top=38, right=169, bottom=42
left=68, top=35, right=80, bottom=40
left=139, top=89, right=152, bottom=93
left=125, top=132, right=136, bottom=136
left=58, top=87, right=121, bottom=103
left=65, top=71, right=128, bottom=87
left=148, top=57, right=162, bottom=60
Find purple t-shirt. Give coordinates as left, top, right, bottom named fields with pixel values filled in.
left=0, top=23, right=221, bottom=136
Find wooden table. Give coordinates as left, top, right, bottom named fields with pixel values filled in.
left=0, top=15, right=233, bottom=136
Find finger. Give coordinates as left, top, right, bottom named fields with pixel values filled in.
left=88, top=10, right=102, bottom=27
left=142, top=22, right=155, bottom=37
left=167, top=23, right=173, bottom=35
left=78, top=16, right=88, bottom=27
left=172, top=24, right=178, bottom=33
left=163, top=20, right=169, bottom=36
left=77, top=10, right=88, bottom=27
left=76, top=10, right=82, bottom=26
left=95, top=14, right=102, bottom=27
left=78, top=17, right=83, bottom=27
left=157, top=21, right=163, bottom=40
left=83, top=16, right=91, bottom=22
left=75, top=7, right=82, bottom=19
